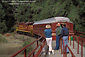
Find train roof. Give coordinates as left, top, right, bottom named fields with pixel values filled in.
left=33, top=17, right=73, bottom=25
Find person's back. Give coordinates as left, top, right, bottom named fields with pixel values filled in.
left=44, top=29, right=52, bottom=38
left=44, top=25, right=54, bottom=55
left=61, top=23, right=69, bottom=53
left=61, top=27, right=69, bottom=36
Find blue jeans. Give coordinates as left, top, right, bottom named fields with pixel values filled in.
left=62, top=36, right=69, bottom=52
left=55, top=35, right=60, bottom=50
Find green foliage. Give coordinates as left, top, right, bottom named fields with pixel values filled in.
left=51, top=0, right=85, bottom=32
left=0, top=21, right=7, bottom=34
left=0, top=0, right=85, bottom=33
left=0, top=3, right=7, bottom=34
left=0, top=34, right=7, bottom=43
left=30, top=0, right=56, bottom=21
left=23, top=40, right=33, bottom=53
left=0, top=3, right=16, bottom=33
left=0, top=3, right=5, bottom=20
left=15, top=4, right=32, bottom=22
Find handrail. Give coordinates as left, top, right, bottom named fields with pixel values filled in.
left=28, top=39, right=45, bottom=57
left=74, top=35, right=85, bottom=57
left=61, top=34, right=85, bottom=57
left=11, top=37, right=46, bottom=57
left=61, top=38, right=75, bottom=57
left=74, top=31, right=85, bottom=37
left=66, top=45, right=75, bottom=57
left=74, top=31, right=85, bottom=34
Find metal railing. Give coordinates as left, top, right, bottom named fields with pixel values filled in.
left=11, top=37, right=46, bottom=57
left=74, top=31, right=85, bottom=37
left=61, top=38, right=75, bottom=57
left=74, top=35, right=85, bottom=57
left=64, top=34, right=85, bottom=57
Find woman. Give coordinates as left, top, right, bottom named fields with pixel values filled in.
left=44, top=25, right=54, bottom=55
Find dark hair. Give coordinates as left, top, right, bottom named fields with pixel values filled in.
left=62, top=23, right=66, bottom=27
left=64, top=24, right=66, bottom=27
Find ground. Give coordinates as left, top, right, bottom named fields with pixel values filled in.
left=0, top=33, right=36, bottom=57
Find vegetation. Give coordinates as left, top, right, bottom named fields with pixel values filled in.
left=0, top=3, right=16, bottom=34
left=0, top=34, right=7, bottom=43
left=23, top=40, right=33, bottom=53
left=0, top=0, right=85, bottom=34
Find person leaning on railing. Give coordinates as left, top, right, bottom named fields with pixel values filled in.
left=44, top=25, right=54, bottom=55
left=61, top=23, right=69, bottom=54
left=55, top=23, right=62, bottom=50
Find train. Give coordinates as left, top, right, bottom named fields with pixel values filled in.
left=16, top=22, right=33, bottom=34
left=16, top=17, right=74, bottom=40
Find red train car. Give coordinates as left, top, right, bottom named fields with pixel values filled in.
left=33, top=17, right=74, bottom=40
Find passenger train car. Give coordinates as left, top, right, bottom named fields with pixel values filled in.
left=16, top=17, right=74, bottom=40
left=33, top=17, right=74, bottom=40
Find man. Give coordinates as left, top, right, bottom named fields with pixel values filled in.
left=61, top=23, right=69, bottom=53
left=55, top=23, right=62, bottom=50
left=44, top=25, right=54, bottom=55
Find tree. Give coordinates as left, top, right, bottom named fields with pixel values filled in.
left=14, top=4, right=32, bottom=22
left=0, top=3, right=5, bottom=21
left=1, top=3, right=16, bottom=33
left=0, top=0, right=85, bottom=33
left=0, top=3, right=7, bottom=34
left=53, top=0, right=85, bottom=32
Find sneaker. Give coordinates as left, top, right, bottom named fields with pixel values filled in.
left=42, top=52, right=46, bottom=55
left=48, top=52, right=50, bottom=55
left=54, top=49, right=57, bottom=50
left=67, top=52, right=69, bottom=54
left=52, top=50, right=54, bottom=54
left=54, top=48, right=59, bottom=50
